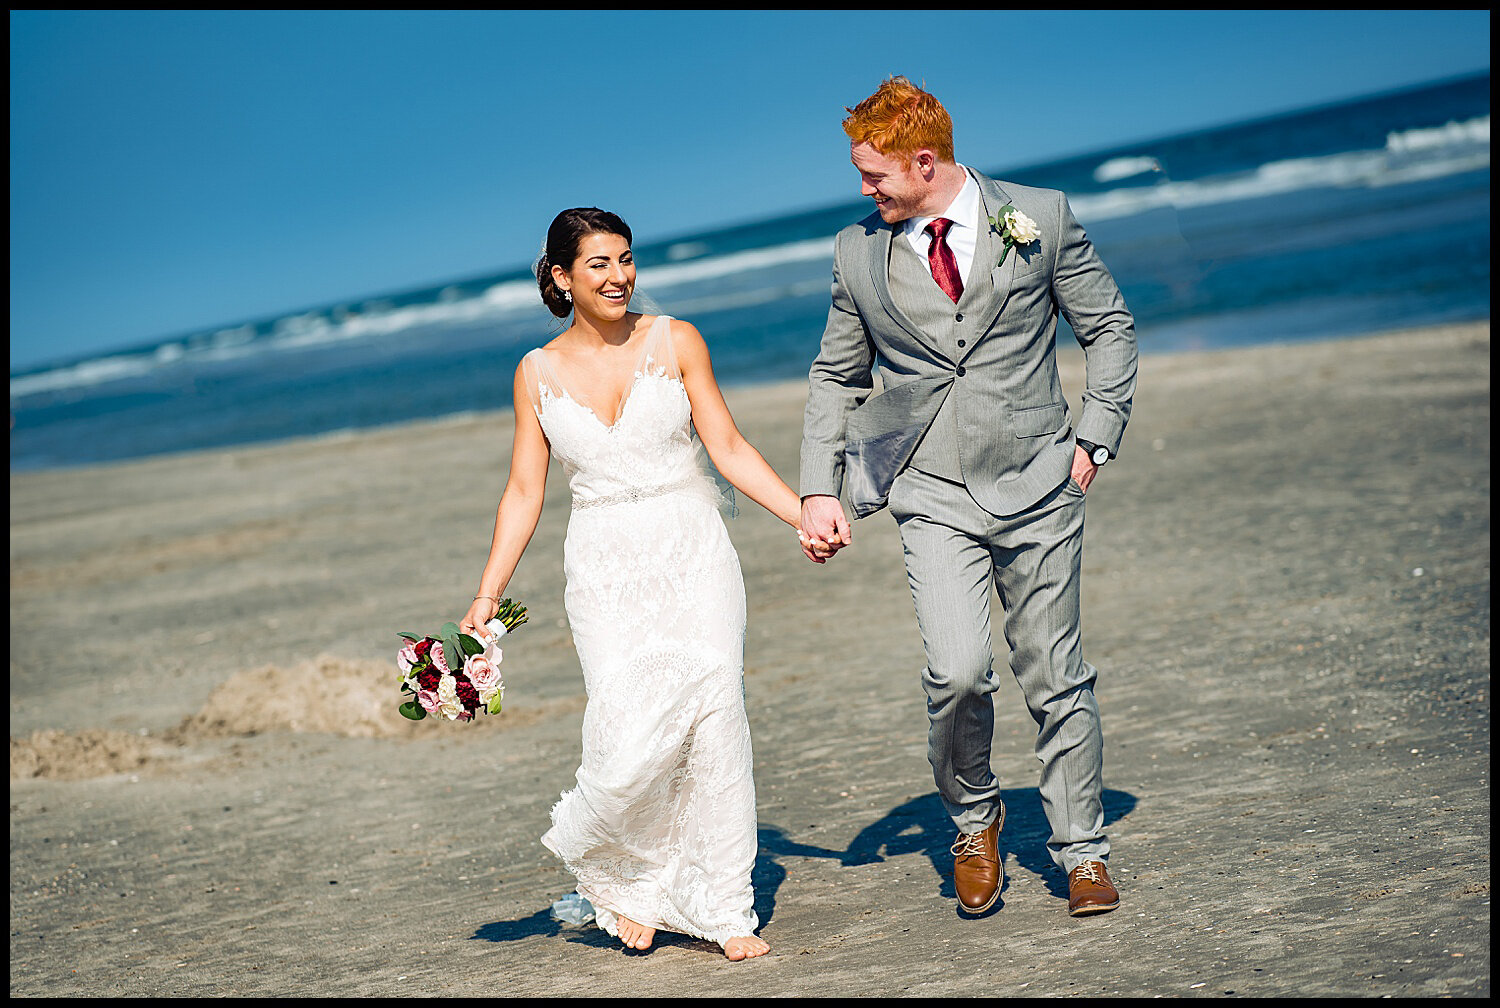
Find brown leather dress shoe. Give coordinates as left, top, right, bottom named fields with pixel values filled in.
left=951, top=804, right=1005, bottom=915
left=1067, top=860, right=1120, bottom=916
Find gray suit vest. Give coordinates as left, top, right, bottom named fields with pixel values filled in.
left=888, top=221, right=997, bottom=484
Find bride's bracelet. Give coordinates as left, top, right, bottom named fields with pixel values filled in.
left=474, top=595, right=501, bottom=603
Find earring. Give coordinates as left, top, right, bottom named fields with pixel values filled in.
left=562, top=290, right=572, bottom=302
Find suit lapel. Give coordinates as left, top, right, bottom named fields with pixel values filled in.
left=966, top=172, right=1021, bottom=352
left=866, top=217, right=951, bottom=361
left=962, top=170, right=1003, bottom=300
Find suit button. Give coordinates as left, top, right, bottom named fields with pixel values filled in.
left=955, top=365, right=967, bottom=377
left=957, top=339, right=967, bottom=347
left=955, top=312, right=964, bottom=321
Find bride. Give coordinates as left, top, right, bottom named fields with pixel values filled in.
left=459, top=208, right=828, bottom=961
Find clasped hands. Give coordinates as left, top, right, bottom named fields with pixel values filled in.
left=797, top=494, right=851, bottom=564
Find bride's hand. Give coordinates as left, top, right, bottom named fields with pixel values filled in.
left=460, top=596, right=500, bottom=635
left=798, top=528, right=836, bottom=563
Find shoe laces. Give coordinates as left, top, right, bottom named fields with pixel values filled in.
left=951, top=831, right=990, bottom=858
left=1072, top=861, right=1105, bottom=884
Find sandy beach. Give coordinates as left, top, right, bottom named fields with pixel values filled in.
left=10, top=322, right=1490, bottom=997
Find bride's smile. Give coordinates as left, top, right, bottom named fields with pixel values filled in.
left=555, top=232, right=636, bottom=322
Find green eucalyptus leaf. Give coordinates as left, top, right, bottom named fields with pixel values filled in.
left=399, top=701, right=427, bottom=721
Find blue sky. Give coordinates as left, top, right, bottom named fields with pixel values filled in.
left=9, top=10, right=1490, bottom=370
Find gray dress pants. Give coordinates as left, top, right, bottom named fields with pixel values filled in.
left=888, top=466, right=1108, bottom=872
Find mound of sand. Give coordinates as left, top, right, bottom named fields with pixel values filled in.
left=10, top=728, right=162, bottom=781
left=11, top=655, right=424, bottom=780
left=176, top=654, right=421, bottom=741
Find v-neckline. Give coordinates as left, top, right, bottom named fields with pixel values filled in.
left=539, top=316, right=670, bottom=427
left=552, top=370, right=647, bottom=433
left=528, top=310, right=681, bottom=429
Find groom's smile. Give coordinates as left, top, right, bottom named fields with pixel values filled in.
left=851, top=140, right=936, bottom=224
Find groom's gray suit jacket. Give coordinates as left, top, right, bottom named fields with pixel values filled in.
left=801, top=168, right=1137, bottom=518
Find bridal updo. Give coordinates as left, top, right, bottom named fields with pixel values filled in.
left=535, top=208, right=634, bottom=318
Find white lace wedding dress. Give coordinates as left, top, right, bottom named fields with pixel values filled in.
left=522, top=315, right=759, bottom=947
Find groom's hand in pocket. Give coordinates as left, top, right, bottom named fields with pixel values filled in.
left=1071, top=446, right=1100, bottom=493
left=800, top=494, right=851, bottom=563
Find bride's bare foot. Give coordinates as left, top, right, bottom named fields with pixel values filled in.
left=723, top=935, right=770, bottom=961
left=616, top=915, right=655, bottom=951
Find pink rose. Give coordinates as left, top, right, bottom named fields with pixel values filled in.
left=429, top=642, right=449, bottom=674
left=417, top=688, right=442, bottom=714
left=464, top=654, right=502, bottom=694
left=397, top=642, right=421, bottom=673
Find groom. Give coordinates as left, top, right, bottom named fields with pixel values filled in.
left=800, top=77, right=1137, bottom=917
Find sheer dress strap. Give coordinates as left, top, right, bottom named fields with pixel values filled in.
left=519, top=347, right=566, bottom=416
left=638, top=314, right=679, bottom=381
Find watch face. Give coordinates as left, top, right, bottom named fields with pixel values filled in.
left=1091, top=447, right=1109, bottom=464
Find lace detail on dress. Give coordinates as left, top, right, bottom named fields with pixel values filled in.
left=528, top=315, right=758, bottom=945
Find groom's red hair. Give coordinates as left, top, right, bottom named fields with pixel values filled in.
left=843, top=76, right=955, bottom=163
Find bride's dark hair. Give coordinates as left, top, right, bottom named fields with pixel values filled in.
left=535, top=208, right=634, bottom=318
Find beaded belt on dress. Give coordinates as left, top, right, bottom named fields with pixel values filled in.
left=572, top=475, right=703, bottom=511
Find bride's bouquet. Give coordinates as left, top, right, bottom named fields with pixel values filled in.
left=396, top=599, right=528, bottom=722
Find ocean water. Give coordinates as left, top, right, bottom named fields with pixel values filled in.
left=10, top=73, right=1489, bottom=473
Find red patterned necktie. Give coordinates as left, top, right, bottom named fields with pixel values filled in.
left=925, top=217, right=964, bottom=303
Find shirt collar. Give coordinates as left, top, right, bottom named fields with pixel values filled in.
left=904, top=166, right=980, bottom=236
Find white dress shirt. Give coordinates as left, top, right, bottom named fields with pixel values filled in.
left=902, top=167, right=981, bottom=283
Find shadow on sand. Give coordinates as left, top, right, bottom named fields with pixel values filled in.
left=471, top=787, right=1136, bottom=944
left=831, top=788, right=1138, bottom=915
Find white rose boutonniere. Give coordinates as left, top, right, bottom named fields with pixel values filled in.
left=987, top=204, right=1041, bottom=267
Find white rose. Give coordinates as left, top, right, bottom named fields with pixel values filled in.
left=1004, top=210, right=1041, bottom=245
left=437, top=675, right=464, bottom=721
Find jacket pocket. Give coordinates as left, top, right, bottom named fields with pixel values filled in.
left=1011, top=402, right=1067, bottom=438
left=1015, top=245, right=1046, bottom=277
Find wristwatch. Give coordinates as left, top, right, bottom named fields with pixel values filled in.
left=1077, top=439, right=1110, bottom=466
